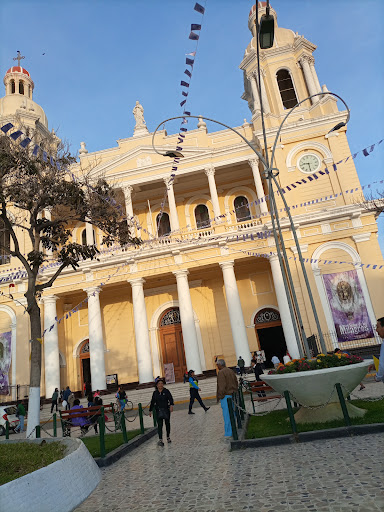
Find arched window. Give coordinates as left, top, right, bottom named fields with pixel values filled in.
left=195, top=204, right=210, bottom=229
left=81, top=228, right=95, bottom=246
left=156, top=212, right=171, bottom=237
left=0, top=219, right=11, bottom=265
left=234, top=196, right=251, bottom=222
left=19, top=81, right=24, bottom=95
left=276, top=69, right=298, bottom=110
left=10, top=80, right=15, bottom=94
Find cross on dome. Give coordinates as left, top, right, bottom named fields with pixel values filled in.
left=13, top=50, right=25, bottom=66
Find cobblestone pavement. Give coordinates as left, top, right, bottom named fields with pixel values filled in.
left=75, top=399, right=384, bottom=512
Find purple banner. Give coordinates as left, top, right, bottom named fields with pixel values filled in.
left=323, top=270, right=374, bottom=342
left=0, top=331, right=11, bottom=395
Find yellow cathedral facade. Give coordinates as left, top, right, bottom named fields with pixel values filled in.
left=0, top=4, right=383, bottom=400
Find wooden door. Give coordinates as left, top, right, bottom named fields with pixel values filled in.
left=160, top=326, right=186, bottom=382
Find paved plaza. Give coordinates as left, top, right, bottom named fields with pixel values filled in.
left=75, top=398, right=384, bottom=512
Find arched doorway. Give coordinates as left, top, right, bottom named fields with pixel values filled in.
left=254, top=308, right=287, bottom=368
left=79, top=339, right=91, bottom=392
left=159, top=308, right=186, bottom=382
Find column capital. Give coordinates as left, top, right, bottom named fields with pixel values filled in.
left=248, top=156, right=259, bottom=168
left=128, top=277, right=146, bottom=288
left=83, top=286, right=101, bottom=297
left=173, top=269, right=189, bottom=278
left=299, top=54, right=314, bottom=65
left=219, top=260, right=235, bottom=270
left=313, top=268, right=321, bottom=276
left=269, top=254, right=279, bottom=263
left=204, top=165, right=215, bottom=177
left=247, top=72, right=256, bottom=82
left=122, top=184, right=133, bottom=197
left=42, top=294, right=59, bottom=304
left=163, top=177, right=173, bottom=188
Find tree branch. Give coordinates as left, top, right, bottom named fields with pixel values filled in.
left=35, top=262, right=68, bottom=291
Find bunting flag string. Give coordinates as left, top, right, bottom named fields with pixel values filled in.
left=156, top=1, right=207, bottom=234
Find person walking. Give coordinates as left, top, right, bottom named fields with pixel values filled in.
left=50, top=388, right=59, bottom=413
left=216, top=359, right=239, bottom=438
left=63, top=386, right=72, bottom=410
left=149, top=379, right=174, bottom=446
left=14, top=401, right=26, bottom=433
left=188, top=370, right=210, bottom=414
left=237, top=356, right=246, bottom=376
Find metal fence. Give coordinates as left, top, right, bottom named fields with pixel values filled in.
left=307, top=328, right=381, bottom=358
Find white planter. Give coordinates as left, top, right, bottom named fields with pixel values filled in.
left=263, top=360, right=371, bottom=424
left=0, top=438, right=101, bottom=512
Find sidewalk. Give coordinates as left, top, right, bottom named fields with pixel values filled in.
left=74, top=397, right=384, bottom=512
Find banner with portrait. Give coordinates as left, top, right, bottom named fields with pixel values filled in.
left=323, top=270, right=374, bottom=342
left=0, top=331, right=12, bottom=395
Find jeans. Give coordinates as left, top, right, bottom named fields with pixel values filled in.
left=119, top=399, right=126, bottom=411
left=157, top=417, right=171, bottom=440
left=220, top=395, right=234, bottom=437
left=16, top=415, right=25, bottom=432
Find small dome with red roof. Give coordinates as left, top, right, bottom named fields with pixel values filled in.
left=5, top=66, right=30, bottom=78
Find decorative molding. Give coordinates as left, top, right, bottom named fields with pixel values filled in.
left=286, top=141, right=333, bottom=170
left=352, top=233, right=371, bottom=243
left=290, top=244, right=308, bottom=254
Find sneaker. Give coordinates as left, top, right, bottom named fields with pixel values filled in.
left=157, top=440, right=164, bottom=447
left=204, top=407, right=210, bottom=412
left=188, top=411, right=195, bottom=415
left=167, top=437, right=172, bottom=443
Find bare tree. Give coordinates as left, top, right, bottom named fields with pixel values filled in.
left=0, top=128, right=139, bottom=436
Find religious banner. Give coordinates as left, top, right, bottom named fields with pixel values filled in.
left=0, top=331, right=12, bottom=395
left=164, top=363, right=175, bottom=384
left=323, top=270, right=374, bottom=342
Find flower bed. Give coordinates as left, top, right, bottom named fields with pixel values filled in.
left=269, top=353, right=363, bottom=374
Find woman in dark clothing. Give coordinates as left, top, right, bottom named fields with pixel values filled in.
left=188, top=370, right=210, bottom=414
left=51, top=388, right=59, bottom=413
left=149, top=379, right=174, bottom=446
left=251, top=360, right=266, bottom=397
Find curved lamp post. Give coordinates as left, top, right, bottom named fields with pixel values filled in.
left=151, top=91, right=350, bottom=357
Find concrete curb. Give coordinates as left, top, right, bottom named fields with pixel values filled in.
left=0, top=438, right=101, bottom=512
left=95, top=427, right=157, bottom=467
left=230, top=422, right=384, bottom=450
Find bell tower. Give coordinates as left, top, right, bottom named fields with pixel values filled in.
left=1, top=51, right=52, bottom=143
left=240, top=2, right=340, bottom=131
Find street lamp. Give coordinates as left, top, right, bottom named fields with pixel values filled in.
left=152, top=90, right=350, bottom=358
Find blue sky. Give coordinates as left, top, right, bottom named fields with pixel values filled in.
left=1, top=0, right=383, bottom=252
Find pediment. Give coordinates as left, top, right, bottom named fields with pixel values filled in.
left=88, top=144, right=214, bottom=178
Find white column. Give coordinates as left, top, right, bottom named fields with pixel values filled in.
left=300, top=55, right=319, bottom=104
left=257, top=70, right=271, bottom=114
left=204, top=166, right=221, bottom=222
left=122, top=185, right=136, bottom=236
left=11, top=322, right=17, bottom=401
left=85, top=222, right=94, bottom=245
left=269, top=255, right=301, bottom=358
left=219, top=261, right=251, bottom=366
left=164, top=178, right=180, bottom=232
left=309, top=58, right=322, bottom=95
left=248, top=74, right=261, bottom=113
left=128, top=278, right=154, bottom=383
left=248, top=157, right=268, bottom=215
left=149, top=327, right=162, bottom=378
left=173, top=270, right=202, bottom=374
left=42, top=295, right=60, bottom=398
left=84, top=286, right=106, bottom=390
